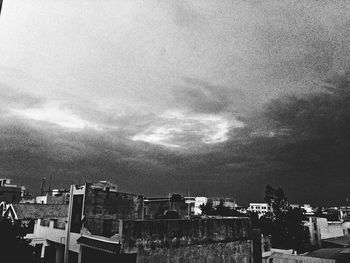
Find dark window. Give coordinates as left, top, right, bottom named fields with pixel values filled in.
left=53, top=219, right=66, bottom=230
left=40, top=219, right=50, bottom=227
left=71, top=194, right=84, bottom=233
left=27, top=220, right=35, bottom=233
left=103, top=219, right=113, bottom=237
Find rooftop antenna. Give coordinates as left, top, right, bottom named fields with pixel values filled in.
left=48, top=174, right=52, bottom=195
left=187, top=189, right=190, bottom=218
left=40, top=177, right=46, bottom=196
left=168, top=192, right=171, bottom=210
left=346, top=197, right=349, bottom=220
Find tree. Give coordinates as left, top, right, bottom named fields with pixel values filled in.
left=215, top=199, right=231, bottom=216
left=0, top=217, right=37, bottom=263
left=260, top=185, right=310, bottom=253
left=200, top=200, right=215, bottom=215
left=264, top=185, right=288, bottom=220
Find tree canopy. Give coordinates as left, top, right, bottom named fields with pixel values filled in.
left=259, top=185, right=310, bottom=253
left=0, top=217, right=38, bottom=263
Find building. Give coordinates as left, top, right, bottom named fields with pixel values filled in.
left=193, top=196, right=208, bottom=215
left=3, top=203, right=80, bottom=263
left=0, top=178, right=22, bottom=203
left=2, top=182, right=260, bottom=263
left=339, top=206, right=350, bottom=221
left=301, top=204, right=315, bottom=215
left=305, top=217, right=350, bottom=247
left=70, top=183, right=258, bottom=263
left=248, top=203, right=272, bottom=217
left=35, top=192, right=69, bottom=205
left=143, top=194, right=189, bottom=219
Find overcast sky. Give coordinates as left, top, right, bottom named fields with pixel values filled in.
left=1, top=0, right=350, bottom=205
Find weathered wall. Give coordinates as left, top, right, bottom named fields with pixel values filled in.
left=0, top=186, right=21, bottom=203
left=83, top=184, right=144, bottom=237
left=136, top=240, right=253, bottom=263
left=122, top=218, right=253, bottom=262
left=122, top=218, right=252, bottom=252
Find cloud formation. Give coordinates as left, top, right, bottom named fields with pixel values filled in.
left=1, top=0, right=350, bottom=204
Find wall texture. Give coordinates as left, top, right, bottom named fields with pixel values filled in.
left=121, top=218, right=255, bottom=262
left=136, top=240, right=253, bottom=263
left=83, top=184, right=144, bottom=237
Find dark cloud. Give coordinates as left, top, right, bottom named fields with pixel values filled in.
left=172, top=78, right=246, bottom=114
left=2, top=0, right=350, bottom=206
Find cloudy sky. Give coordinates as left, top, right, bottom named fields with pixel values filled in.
left=1, top=0, right=350, bottom=205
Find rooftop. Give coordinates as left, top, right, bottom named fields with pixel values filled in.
left=306, top=248, right=350, bottom=260
left=10, top=203, right=68, bottom=219
left=322, top=235, right=350, bottom=248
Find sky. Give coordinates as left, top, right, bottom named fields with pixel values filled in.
left=1, top=0, right=350, bottom=205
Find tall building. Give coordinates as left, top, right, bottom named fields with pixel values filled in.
left=0, top=178, right=22, bottom=203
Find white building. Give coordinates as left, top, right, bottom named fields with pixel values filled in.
left=247, top=203, right=272, bottom=217
left=305, top=217, right=350, bottom=247
left=194, top=197, right=208, bottom=215
left=300, top=204, right=314, bottom=215
left=4, top=203, right=80, bottom=263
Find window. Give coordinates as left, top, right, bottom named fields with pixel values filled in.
left=102, top=219, right=113, bottom=237
left=40, top=219, right=50, bottom=227
left=53, top=219, right=66, bottom=230
left=71, top=194, right=84, bottom=233
left=25, top=220, right=35, bottom=233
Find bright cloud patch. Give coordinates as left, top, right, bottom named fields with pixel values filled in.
left=132, top=111, right=244, bottom=148
left=11, top=103, right=99, bottom=130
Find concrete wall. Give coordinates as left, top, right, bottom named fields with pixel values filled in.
left=83, top=184, right=144, bottom=237
left=317, top=218, right=344, bottom=240
left=121, top=218, right=253, bottom=263
left=136, top=240, right=253, bottom=263
left=306, top=217, right=347, bottom=247
left=0, top=186, right=21, bottom=203
left=122, top=218, right=252, bottom=252
left=120, top=217, right=254, bottom=263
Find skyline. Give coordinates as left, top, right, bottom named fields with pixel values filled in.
left=1, top=0, right=350, bottom=205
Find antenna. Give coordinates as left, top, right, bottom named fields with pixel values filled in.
left=40, top=177, right=46, bottom=196
left=48, top=174, right=52, bottom=195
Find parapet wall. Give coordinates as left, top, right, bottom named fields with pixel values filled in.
left=136, top=240, right=253, bottom=263
left=122, top=218, right=252, bottom=251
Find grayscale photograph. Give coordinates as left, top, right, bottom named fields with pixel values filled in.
left=0, top=0, right=350, bottom=262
